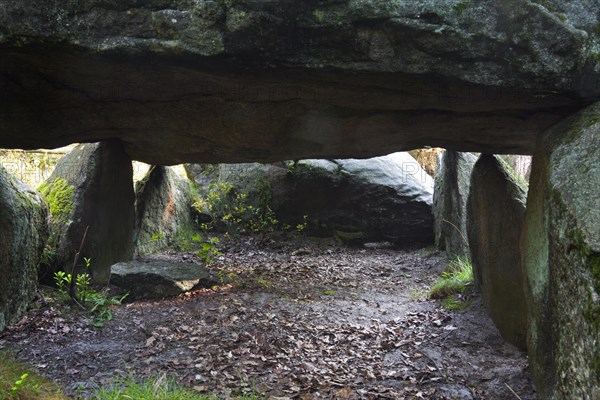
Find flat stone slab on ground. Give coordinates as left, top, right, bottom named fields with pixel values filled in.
left=110, top=260, right=216, bottom=299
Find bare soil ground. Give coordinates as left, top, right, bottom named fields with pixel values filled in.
left=0, top=236, right=535, bottom=399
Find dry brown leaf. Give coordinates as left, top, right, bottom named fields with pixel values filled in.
left=335, top=387, right=353, bottom=398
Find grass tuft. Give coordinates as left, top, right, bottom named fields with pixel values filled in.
left=93, top=375, right=263, bottom=400
left=0, top=352, right=68, bottom=400
left=441, top=295, right=472, bottom=311
left=94, top=375, right=213, bottom=400
left=0, top=353, right=264, bottom=400
left=429, top=256, right=474, bottom=300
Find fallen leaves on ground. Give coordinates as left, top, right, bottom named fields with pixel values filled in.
left=0, top=237, right=534, bottom=399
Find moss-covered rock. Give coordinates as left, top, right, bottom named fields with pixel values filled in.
left=134, top=166, right=195, bottom=256
left=0, top=166, right=49, bottom=331
left=467, top=154, right=528, bottom=350
left=38, top=140, right=135, bottom=284
left=37, top=178, right=74, bottom=221
left=189, top=152, right=435, bottom=245
left=522, top=102, right=600, bottom=399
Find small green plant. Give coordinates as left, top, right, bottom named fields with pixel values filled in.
left=197, top=236, right=221, bottom=264
left=52, top=258, right=127, bottom=328
left=88, top=290, right=128, bottom=328
left=173, top=229, right=222, bottom=264
left=193, top=181, right=280, bottom=237
left=256, top=276, right=272, bottom=290
left=76, top=273, right=91, bottom=303
left=429, top=256, right=474, bottom=301
left=11, top=373, right=29, bottom=397
left=39, top=243, right=57, bottom=269
left=53, top=270, right=71, bottom=293
left=296, top=215, right=308, bottom=233
left=322, top=289, right=336, bottom=296
left=313, top=9, right=325, bottom=23
left=152, top=232, right=166, bottom=240
left=217, top=269, right=240, bottom=286
left=0, top=352, right=67, bottom=399
left=173, top=229, right=203, bottom=252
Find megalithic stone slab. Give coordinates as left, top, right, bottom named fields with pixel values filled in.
left=433, top=150, right=477, bottom=258
left=522, top=102, right=600, bottom=399
left=38, top=140, right=134, bottom=284
left=0, top=166, right=49, bottom=331
left=467, top=154, right=528, bottom=350
left=1, top=1, right=599, bottom=162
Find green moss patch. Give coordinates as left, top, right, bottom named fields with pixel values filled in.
left=38, top=178, right=74, bottom=220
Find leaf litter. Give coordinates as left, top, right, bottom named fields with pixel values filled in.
left=0, top=236, right=535, bottom=399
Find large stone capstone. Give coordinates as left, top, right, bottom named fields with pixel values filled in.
left=0, top=166, right=48, bottom=331
left=1, top=1, right=599, bottom=164
left=522, top=102, right=600, bottom=399
left=433, top=150, right=477, bottom=258
left=467, top=154, right=528, bottom=350
left=38, top=141, right=135, bottom=284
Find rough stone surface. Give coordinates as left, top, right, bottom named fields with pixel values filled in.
left=39, top=141, right=135, bottom=284
left=522, top=102, right=600, bottom=399
left=134, top=166, right=195, bottom=256
left=183, top=164, right=219, bottom=196
left=191, top=153, right=434, bottom=245
left=501, top=155, right=533, bottom=182
left=110, top=260, right=216, bottom=299
left=433, top=150, right=477, bottom=258
left=1, top=1, right=599, bottom=163
left=0, top=166, right=48, bottom=331
left=467, top=154, right=528, bottom=350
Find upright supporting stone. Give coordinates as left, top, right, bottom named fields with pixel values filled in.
left=467, top=154, right=528, bottom=350
left=39, top=140, right=134, bottom=284
left=522, top=103, right=600, bottom=399
left=433, top=150, right=477, bottom=258
left=0, top=166, right=48, bottom=331
left=134, top=166, right=195, bottom=255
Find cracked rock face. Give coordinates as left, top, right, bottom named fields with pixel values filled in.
left=0, top=0, right=599, bottom=163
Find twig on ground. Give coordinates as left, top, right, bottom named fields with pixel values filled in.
left=505, top=383, right=523, bottom=400
left=69, top=225, right=89, bottom=303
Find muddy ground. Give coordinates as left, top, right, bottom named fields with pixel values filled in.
left=0, top=236, right=534, bottom=399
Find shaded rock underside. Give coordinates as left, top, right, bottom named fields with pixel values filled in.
left=1, top=0, right=599, bottom=163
